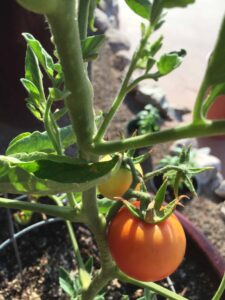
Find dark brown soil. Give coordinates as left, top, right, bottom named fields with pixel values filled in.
left=0, top=216, right=218, bottom=300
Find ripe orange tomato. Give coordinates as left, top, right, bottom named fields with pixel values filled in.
left=107, top=201, right=186, bottom=282
left=98, top=156, right=142, bottom=200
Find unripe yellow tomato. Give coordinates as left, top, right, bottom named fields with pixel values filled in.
left=98, top=155, right=143, bottom=200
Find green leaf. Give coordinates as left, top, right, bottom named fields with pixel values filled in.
left=157, top=49, right=186, bottom=75
left=150, top=0, right=164, bottom=25
left=85, top=257, right=93, bottom=275
left=94, top=296, right=105, bottom=300
left=25, top=46, right=44, bottom=100
left=21, top=78, right=41, bottom=101
left=7, top=110, right=104, bottom=156
left=21, top=78, right=44, bottom=120
left=13, top=210, right=33, bottom=226
left=59, top=267, right=77, bottom=298
left=150, top=36, right=163, bottom=56
left=125, top=0, right=151, bottom=20
left=137, top=37, right=163, bottom=70
left=73, top=276, right=81, bottom=294
left=184, top=175, right=197, bottom=197
left=121, top=296, right=130, bottom=300
left=0, top=154, right=122, bottom=195
left=132, top=152, right=151, bottom=165
left=97, top=197, right=114, bottom=215
left=154, top=179, right=167, bottom=210
left=53, top=107, right=68, bottom=121
left=162, top=0, right=195, bottom=8
left=151, top=197, right=180, bottom=223
left=203, top=83, right=225, bottom=115
left=88, top=0, right=98, bottom=32
left=204, top=15, right=225, bottom=85
left=48, top=87, right=71, bottom=101
left=144, top=288, right=157, bottom=300
left=6, top=125, right=76, bottom=155
left=122, top=200, right=143, bottom=219
left=26, top=100, right=43, bottom=121
left=188, top=167, right=213, bottom=175
left=22, top=33, right=54, bottom=78
left=81, top=35, right=106, bottom=61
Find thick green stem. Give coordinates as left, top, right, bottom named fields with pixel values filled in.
left=0, top=197, right=82, bottom=222
left=90, top=120, right=225, bottom=155
left=47, top=2, right=114, bottom=297
left=47, top=1, right=96, bottom=152
left=17, top=0, right=59, bottom=14
left=82, top=188, right=114, bottom=270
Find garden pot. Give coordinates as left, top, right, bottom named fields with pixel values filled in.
left=207, top=94, right=225, bottom=124
left=197, top=94, right=225, bottom=175
left=175, top=211, right=225, bottom=280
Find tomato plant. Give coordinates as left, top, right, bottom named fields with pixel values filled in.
left=108, top=201, right=186, bottom=282
left=0, top=0, right=225, bottom=299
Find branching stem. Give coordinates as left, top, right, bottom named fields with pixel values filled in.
left=94, top=25, right=153, bottom=142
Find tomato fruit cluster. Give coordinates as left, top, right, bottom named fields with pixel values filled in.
left=107, top=201, right=186, bottom=282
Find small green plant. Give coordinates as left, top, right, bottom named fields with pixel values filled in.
left=128, top=104, right=161, bottom=136
left=137, top=104, right=160, bottom=134
left=155, top=147, right=199, bottom=198
left=0, top=0, right=225, bottom=299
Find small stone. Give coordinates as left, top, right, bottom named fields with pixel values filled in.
left=215, top=180, right=225, bottom=198
left=210, top=172, right=224, bottom=191
left=106, top=28, right=130, bottom=52
left=194, top=152, right=222, bottom=185
left=99, top=0, right=119, bottom=28
left=134, top=85, right=171, bottom=119
left=113, top=50, right=130, bottom=70
left=220, top=205, right=225, bottom=220
left=95, top=8, right=110, bottom=33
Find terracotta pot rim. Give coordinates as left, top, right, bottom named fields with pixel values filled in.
left=175, top=210, right=225, bottom=280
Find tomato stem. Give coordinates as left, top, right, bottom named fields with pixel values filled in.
left=94, top=24, right=153, bottom=142
left=117, top=270, right=188, bottom=300
left=212, top=273, right=225, bottom=300
left=90, top=120, right=225, bottom=155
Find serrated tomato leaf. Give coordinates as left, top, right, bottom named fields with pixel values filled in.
left=122, top=200, right=143, bottom=219
left=125, top=0, right=151, bottom=20
left=59, top=267, right=77, bottom=298
left=162, top=0, right=195, bottom=8
left=0, top=154, right=122, bottom=195
left=22, top=33, right=54, bottom=78
left=157, top=50, right=186, bottom=75
left=204, top=15, right=225, bottom=85
left=25, top=46, right=44, bottom=99
left=6, top=125, right=76, bottom=155
left=81, top=35, right=105, bottom=61
left=97, top=197, right=114, bottom=215
left=154, top=179, right=167, bottom=210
